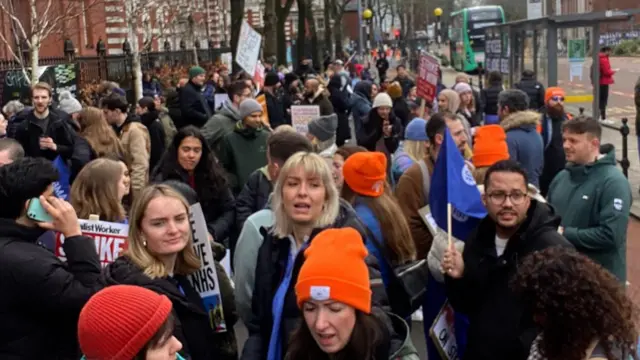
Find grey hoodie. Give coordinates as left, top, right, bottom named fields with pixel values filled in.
left=201, top=101, right=241, bottom=156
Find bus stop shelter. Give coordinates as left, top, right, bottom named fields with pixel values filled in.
left=482, top=9, right=640, bottom=119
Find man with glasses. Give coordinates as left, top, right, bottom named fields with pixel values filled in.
left=442, top=159, right=571, bottom=360
left=547, top=116, right=631, bottom=284
left=539, top=87, right=570, bottom=196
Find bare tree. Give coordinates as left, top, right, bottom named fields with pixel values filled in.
left=275, top=0, right=295, bottom=66
left=0, top=0, right=104, bottom=84
left=230, top=0, right=246, bottom=73
left=263, top=0, right=277, bottom=58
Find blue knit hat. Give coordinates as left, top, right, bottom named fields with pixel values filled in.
left=404, top=118, right=428, bottom=141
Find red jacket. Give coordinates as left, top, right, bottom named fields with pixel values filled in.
left=599, top=52, right=616, bottom=85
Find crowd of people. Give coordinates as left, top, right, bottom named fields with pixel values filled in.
left=0, top=47, right=638, bottom=360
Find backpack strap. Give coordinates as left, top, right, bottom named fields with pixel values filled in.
left=417, top=159, right=431, bottom=205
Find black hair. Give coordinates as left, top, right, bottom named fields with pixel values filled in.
left=267, top=131, right=314, bottom=164
left=601, top=46, right=612, bottom=52
left=0, top=138, right=25, bottom=162
left=0, top=157, right=59, bottom=219
left=101, top=93, right=129, bottom=113
left=426, top=112, right=446, bottom=144
left=133, top=312, right=176, bottom=359
left=488, top=70, right=503, bottom=85
left=483, top=159, right=529, bottom=190
left=138, top=96, right=156, bottom=112
left=497, top=89, right=529, bottom=113
left=154, top=126, right=228, bottom=204
left=228, top=80, right=251, bottom=100
left=562, top=115, right=602, bottom=141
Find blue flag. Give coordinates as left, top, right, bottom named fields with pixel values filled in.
left=52, top=156, right=70, bottom=201
left=429, top=128, right=486, bottom=241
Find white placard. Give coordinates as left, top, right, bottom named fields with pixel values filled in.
left=291, top=105, right=320, bottom=135
left=429, top=302, right=460, bottom=360
left=235, top=21, right=262, bottom=75
left=189, top=203, right=227, bottom=333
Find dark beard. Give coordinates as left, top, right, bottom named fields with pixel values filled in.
left=547, top=105, right=565, bottom=119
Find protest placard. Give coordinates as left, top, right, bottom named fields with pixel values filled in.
left=416, top=54, right=440, bottom=104
left=430, top=302, right=460, bottom=360
left=235, top=21, right=262, bottom=75
left=291, top=105, right=320, bottom=135
left=55, top=219, right=128, bottom=267
left=188, top=203, right=227, bottom=333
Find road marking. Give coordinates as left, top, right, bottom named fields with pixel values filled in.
left=566, top=94, right=594, bottom=103
left=558, top=80, right=635, bottom=99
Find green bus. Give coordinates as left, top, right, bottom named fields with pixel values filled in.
left=449, top=6, right=506, bottom=72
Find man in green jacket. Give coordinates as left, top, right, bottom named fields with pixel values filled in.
left=219, top=98, right=269, bottom=194
left=547, top=116, right=631, bottom=283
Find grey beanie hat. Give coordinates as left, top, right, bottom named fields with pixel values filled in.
left=307, top=114, right=338, bottom=142
left=58, top=90, right=82, bottom=114
left=238, top=98, right=263, bottom=119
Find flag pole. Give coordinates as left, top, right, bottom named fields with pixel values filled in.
left=447, top=203, right=452, bottom=247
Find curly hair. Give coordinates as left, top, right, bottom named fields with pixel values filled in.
left=512, top=247, right=639, bottom=360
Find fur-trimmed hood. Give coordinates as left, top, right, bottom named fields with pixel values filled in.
left=500, top=110, right=541, bottom=132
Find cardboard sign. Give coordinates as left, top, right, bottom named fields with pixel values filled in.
left=416, top=54, right=440, bottom=103
left=55, top=220, right=128, bottom=267
left=188, top=203, right=227, bottom=333
left=235, top=21, right=262, bottom=75
left=429, top=302, right=460, bottom=360
left=255, top=94, right=270, bottom=127
left=254, top=61, right=265, bottom=89
left=291, top=105, right=320, bottom=135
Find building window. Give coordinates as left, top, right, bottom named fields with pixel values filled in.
left=316, top=17, right=325, bottom=30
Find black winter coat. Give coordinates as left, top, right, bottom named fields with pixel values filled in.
left=166, top=88, right=183, bottom=128
left=392, top=97, right=411, bottom=130
left=261, top=90, right=286, bottom=128
left=13, top=108, right=76, bottom=161
left=445, top=201, right=573, bottom=360
left=241, top=200, right=393, bottom=359
left=480, top=83, right=504, bottom=116
left=327, top=75, right=352, bottom=146
left=235, top=168, right=272, bottom=232
left=140, top=110, right=167, bottom=172
left=302, top=90, right=334, bottom=116
left=103, top=256, right=238, bottom=360
left=179, top=81, right=213, bottom=129
left=359, top=110, right=401, bottom=154
left=0, top=220, right=102, bottom=360
left=152, top=167, right=235, bottom=244
left=515, top=77, right=545, bottom=111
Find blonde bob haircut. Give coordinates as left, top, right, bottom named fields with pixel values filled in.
left=271, top=151, right=340, bottom=238
left=70, top=158, right=126, bottom=223
left=125, top=184, right=200, bottom=279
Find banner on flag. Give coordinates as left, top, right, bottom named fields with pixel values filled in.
left=52, top=156, right=70, bottom=201
left=55, top=219, right=128, bottom=267
left=188, top=203, right=227, bottom=333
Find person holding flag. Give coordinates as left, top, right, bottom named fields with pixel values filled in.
left=441, top=159, right=572, bottom=360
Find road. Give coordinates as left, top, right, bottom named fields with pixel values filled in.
left=556, top=57, right=640, bottom=125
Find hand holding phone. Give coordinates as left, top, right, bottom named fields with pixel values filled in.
left=35, top=196, right=82, bottom=238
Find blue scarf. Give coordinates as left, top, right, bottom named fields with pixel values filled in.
left=267, top=241, right=309, bottom=360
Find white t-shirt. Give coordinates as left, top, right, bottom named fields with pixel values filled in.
left=495, top=235, right=509, bottom=257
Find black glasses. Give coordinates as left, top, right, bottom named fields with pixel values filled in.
left=487, top=191, right=528, bottom=205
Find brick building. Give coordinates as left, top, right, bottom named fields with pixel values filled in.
left=0, top=0, right=231, bottom=60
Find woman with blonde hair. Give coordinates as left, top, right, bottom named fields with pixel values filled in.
left=341, top=152, right=416, bottom=293
left=103, top=184, right=223, bottom=360
left=242, top=151, right=390, bottom=360
left=392, top=118, right=428, bottom=183
left=77, top=106, right=125, bottom=159
left=70, top=158, right=129, bottom=223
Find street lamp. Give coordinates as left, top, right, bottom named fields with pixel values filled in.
left=64, top=38, right=75, bottom=60
left=122, top=39, right=131, bottom=56
left=96, top=38, right=106, bottom=56
left=434, top=8, right=443, bottom=46
left=362, top=8, right=373, bottom=54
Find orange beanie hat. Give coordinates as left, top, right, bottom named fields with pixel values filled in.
left=295, top=228, right=372, bottom=313
left=472, top=125, right=510, bottom=168
left=343, top=151, right=387, bottom=197
left=545, top=87, right=566, bottom=104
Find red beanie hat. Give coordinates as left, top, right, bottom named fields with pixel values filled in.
left=343, top=151, right=387, bottom=197
left=296, top=228, right=372, bottom=313
left=78, top=285, right=173, bottom=360
left=472, top=125, right=510, bottom=168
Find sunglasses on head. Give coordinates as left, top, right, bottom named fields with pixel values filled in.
left=551, top=96, right=565, bottom=102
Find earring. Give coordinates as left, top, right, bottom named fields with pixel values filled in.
left=142, top=238, right=147, bottom=247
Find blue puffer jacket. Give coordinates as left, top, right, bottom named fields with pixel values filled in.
left=353, top=199, right=392, bottom=287
left=350, top=81, right=373, bottom=143
left=500, top=110, right=544, bottom=188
